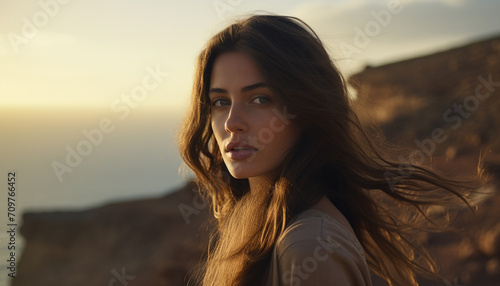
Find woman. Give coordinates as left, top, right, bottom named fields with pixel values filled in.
left=179, top=14, right=484, bottom=286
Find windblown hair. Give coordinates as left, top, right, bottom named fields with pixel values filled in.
left=179, top=14, right=485, bottom=286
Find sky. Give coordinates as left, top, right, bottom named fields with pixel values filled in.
left=0, top=0, right=500, bottom=212
left=1, top=0, right=500, bottom=109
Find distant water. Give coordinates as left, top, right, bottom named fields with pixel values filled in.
left=0, top=106, right=191, bottom=285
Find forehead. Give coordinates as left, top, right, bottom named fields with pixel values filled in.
left=209, top=52, right=265, bottom=88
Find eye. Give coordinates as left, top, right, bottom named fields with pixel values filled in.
left=211, top=98, right=230, bottom=107
left=251, top=96, right=270, bottom=104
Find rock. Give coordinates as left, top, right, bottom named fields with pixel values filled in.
left=350, top=35, right=500, bottom=156
left=486, top=258, right=500, bottom=275
left=14, top=181, right=212, bottom=286
left=477, top=223, right=500, bottom=257
left=458, top=237, right=475, bottom=259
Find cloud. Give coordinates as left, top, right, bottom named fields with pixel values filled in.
left=286, top=0, right=500, bottom=73
left=409, top=0, right=466, bottom=6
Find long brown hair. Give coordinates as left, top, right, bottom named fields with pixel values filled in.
left=179, top=14, right=486, bottom=286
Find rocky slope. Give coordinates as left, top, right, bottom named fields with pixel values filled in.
left=15, top=182, right=212, bottom=286
left=350, top=35, right=500, bottom=157
left=14, top=176, right=500, bottom=286
left=349, top=34, right=500, bottom=285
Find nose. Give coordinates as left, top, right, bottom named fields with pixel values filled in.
left=224, top=104, right=248, bottom=134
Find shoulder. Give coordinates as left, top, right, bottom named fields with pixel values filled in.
left=277, top=209, right=365, bottom=260
left=273, top=210, right=372, bottom=285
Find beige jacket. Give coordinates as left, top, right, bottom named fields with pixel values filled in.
left=264, top=209, right=373, bottom=285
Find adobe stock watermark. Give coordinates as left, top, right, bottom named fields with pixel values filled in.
left=340, top=0, right=403, bottom=58
left=8, top=0, right=72, bottom=54
left=385, top=73, right=499, bottom=191
left=178, top=186, right=210, bottom=224
left=178, top=106, right=297, bottom=224
left=281, top=235, right=342, bottom=285
left=243, top=106, right=297, bottom=163
left=178, top=171, right=231, bottom=224
left=51, top=64, right=169, bottom=182
left=108, top=267, right=135, bottom=286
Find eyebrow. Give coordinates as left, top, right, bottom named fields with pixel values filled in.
left=208, top=82, right=268, bottom=95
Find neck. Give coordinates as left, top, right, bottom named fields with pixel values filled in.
left=248, top=173, right=275, bottom=195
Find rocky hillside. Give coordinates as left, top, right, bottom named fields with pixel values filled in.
left=14, top=182, right=212, bottom=286
left=14, top=35, right=500, bottom=285
left=14, top=179, right=500, bottom=286
left=350, top=35, right=500, bottom=157
left=350, top=35, right=500, bottom=284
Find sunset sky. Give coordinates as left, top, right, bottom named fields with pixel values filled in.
left=1, top=0, right=500, bottom=110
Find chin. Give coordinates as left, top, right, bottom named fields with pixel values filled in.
left=227, top=165, right=275, bottom=181
left=227, top=169, right=252, bottom=179
left=225, top=164, right=255, bottom=179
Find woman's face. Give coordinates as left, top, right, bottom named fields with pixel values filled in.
left=209, top=52, right=301, bottom=181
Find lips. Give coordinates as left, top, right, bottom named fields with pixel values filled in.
left=225, top=141, right=257, bottom=160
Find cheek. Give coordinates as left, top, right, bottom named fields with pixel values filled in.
left=277, top=124, right=301, bottom=151
left=211, top=116, right=226, bottom=144
left=211, top=120, right=219, bottom=139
